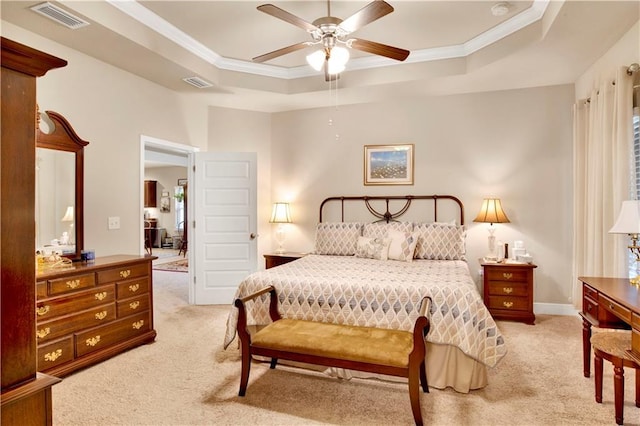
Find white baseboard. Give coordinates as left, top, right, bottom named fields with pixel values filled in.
left=534, top=302, right=579, bottom=316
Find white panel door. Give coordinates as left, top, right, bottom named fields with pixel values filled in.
left=192, top=152, right=257, bottom=304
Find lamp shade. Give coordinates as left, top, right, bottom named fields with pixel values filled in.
left=61, top=206, right=74, bottom=222
left=609, top=200, right=640, bottom=234
left=270, top=202, right=292, bottom=224
left=306, top=50, right=325, bottom=71
left=473, top=198, right=510, bottom=224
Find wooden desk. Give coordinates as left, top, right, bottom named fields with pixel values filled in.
left=579, top=276, right=640, bottom=378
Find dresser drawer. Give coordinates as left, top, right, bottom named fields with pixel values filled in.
left=36, top=281, right=47, bottom=299
left=37, top=337, right=74, bottom=370
left=36, top=284, right=116, bottom=321
left=48, top=273, right=96, bottom=296
left=37, top=303, right=116, bottom=343
left=488, top=296, right=529, bottom=311
left=599, top=293, right=632, bottom=323
left=97, top=263, right=149, bottom=284
left=486, top=268, right=528, bottom=282
left=116, top=277, right=149, bottom=299
left=117, top=294, right=150, bottom=318
left=488, top=282, right=528, bottom=297
left=75, top=311, right=151, bottom=357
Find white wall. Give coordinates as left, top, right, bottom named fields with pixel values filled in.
left=271, top=85, right=575, bottom=305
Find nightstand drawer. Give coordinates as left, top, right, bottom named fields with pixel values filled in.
left=583, top=295, right=599, bottom=320
left=488, top=296, right=529, bottom=311
left=487, top=282, right=528, bottom=297
left=584, top=284, right=598, bottom=301
left=486, top=269, right=528, bottom=282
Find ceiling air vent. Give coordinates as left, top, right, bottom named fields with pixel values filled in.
left=182, top=76, right=214, bottom=89
left=30, top=2, right=90, bottom=30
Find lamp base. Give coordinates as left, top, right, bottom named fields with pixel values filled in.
left=632, top=276, right=640, bottom=287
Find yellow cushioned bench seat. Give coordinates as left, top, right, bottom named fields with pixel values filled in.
left=252, top=318, right=415, bottom=368
left=234, top=286, right=431, bottom=426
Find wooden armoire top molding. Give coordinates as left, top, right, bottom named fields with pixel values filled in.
left=1, top=37, right=67, bottom=77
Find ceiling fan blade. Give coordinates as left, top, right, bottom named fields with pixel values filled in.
left=253, top=42, right=310, bottom=63
left=257, top=4, right=318, bottom=32
left=338, top=0, right=394, bottom=34
left=349, top=38, right=410, bottom=61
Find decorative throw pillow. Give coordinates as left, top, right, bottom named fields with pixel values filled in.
left=387, top=229, right=419, bottom=262
left=355, top=236, right=391, bottom=260
left=362, top=221, right=414, bottom=239
left=413, top=222, right=466, bottom=260
left=314, top=222, right=362, bottom=256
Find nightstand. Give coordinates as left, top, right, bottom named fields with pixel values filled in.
left=264, top=252, right=305, bottom=269
left=482, top=262, right=537, bottom=325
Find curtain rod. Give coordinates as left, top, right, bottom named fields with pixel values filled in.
left=628, top=63, right=640, bottom=76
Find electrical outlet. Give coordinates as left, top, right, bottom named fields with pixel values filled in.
left=108, top=216, right=120, bottom=230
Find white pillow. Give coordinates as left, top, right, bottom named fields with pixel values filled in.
left=314, top=222, right=362, bottom=256
left=362, top=222, right=414, bottom=239
left=413, top=222, right=466, bottom=260
left=387, top=229, right=419, bottom=262
left=355, top=236, right=391, bottom=260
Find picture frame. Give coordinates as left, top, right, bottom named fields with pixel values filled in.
left=177, top=178, right=187, bottom=186
left=364, top=144, right=414, bottom=185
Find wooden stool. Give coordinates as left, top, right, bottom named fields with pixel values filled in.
left=590, top=331, right=640, bottom=425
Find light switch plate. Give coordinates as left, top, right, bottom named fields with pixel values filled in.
left=108, top=216, right=120, bottom=230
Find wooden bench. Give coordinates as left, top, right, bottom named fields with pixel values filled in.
left=234, top=286, right=431, bottom=426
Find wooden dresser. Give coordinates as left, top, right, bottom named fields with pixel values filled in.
left=36, top=255, right=157, bottom=377
left=482, top=262, right=537, bottom=325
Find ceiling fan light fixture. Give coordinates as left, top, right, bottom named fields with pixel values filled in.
left=306, top=49, right=326, bottom=71
left=331, top=46, right=350, bottom=66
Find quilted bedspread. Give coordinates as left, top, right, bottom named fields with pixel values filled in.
left=223, top=254, right=506, bottom=368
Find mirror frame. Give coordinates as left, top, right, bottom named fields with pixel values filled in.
left=36, top=110, right=89, bottom=261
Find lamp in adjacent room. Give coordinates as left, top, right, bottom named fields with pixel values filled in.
left=270, top=202, right=292, bottom=254
left=474, top=198, right=510, bottom=261
left=61, top=205, right=74, bottom=245
left=609, top=200, right=640, bottom=285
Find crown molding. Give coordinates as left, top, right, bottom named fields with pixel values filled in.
left=107, top=0, right=550, bottom=80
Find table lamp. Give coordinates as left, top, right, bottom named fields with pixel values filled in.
left=609, top=200, right=640, bottom=285
left=61, top=205, right=74, bottom=245
left=474, top=198, right=510, bottom=262
left=270, top=202, right=292, bottom=254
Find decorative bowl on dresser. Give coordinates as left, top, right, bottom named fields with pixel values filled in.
left=36, top=255, right=157, bottom=377
left=481, top=262, right=537, bottom=325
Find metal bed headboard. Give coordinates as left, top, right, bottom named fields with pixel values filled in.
left=319, top=195, right=465, bottom=225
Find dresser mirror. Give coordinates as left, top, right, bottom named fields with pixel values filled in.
left=36, top=110, right=89, bottom=261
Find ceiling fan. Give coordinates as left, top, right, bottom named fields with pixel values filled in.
left=253, top=0, right=410, bottom=81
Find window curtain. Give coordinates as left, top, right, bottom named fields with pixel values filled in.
left=572, top=67, right=634, bottom=308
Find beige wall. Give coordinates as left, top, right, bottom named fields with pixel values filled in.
left=2, top=22, right=208, bottom=257
left=271, top=85, right=575, bottom=306
left=144, top=166, right=188, bottom=235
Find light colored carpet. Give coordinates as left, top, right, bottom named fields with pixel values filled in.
left=51, top=271, right=640, bottom=425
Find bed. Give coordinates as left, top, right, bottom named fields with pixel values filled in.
left=224, top=195, right=506, bottom=393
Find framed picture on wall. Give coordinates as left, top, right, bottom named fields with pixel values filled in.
left=177, top=178, right=187, bottom=186
left=364, top=144, right=414, bottom=185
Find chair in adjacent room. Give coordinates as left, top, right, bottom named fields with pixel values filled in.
left=590, top=330, right=640, bottom=425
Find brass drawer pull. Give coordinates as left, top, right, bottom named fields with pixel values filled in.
left=36, top=327, right=51, bottom=339
left=132, top=320, right=145, bottom=330
left=503, top=287, right=513, bottom=294
left=503, top=301, right=514, bottom=308
left=44, top=349, right=62, bottom=362
left=502, top=273, right=513, bottom=280
left=95, top=292, right=108, bottom=301
left=119, top=270, right=131, bottom=279
left=129, top=283, right=140, bottom=293
left=36, top=305, right=50, bottom=316
left=66, top=279, right=80, bottom=289
left=95, top=310, right=108, bottom=320
left=86, top=336, right=101, bottom=347
left=129, top=301, right=140, bottom=310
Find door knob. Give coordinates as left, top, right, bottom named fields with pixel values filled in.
left=250, top=233, right=258, bottom=240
